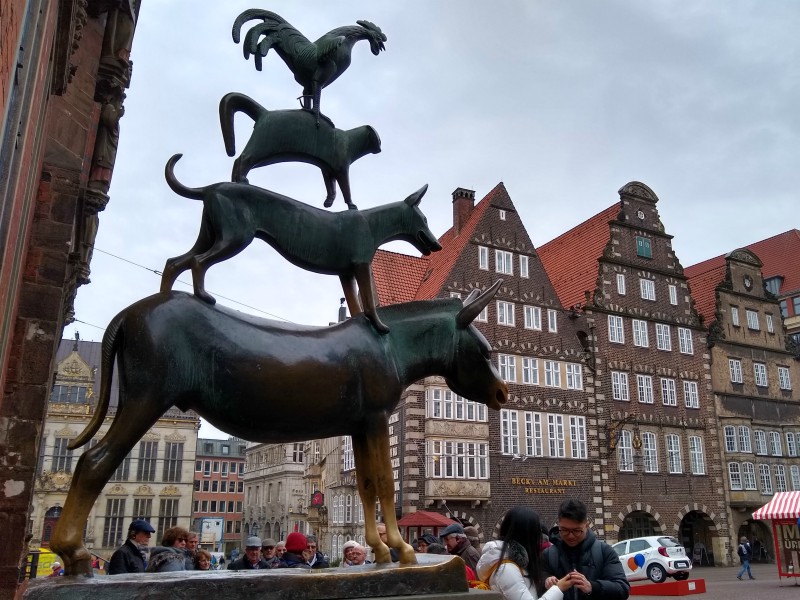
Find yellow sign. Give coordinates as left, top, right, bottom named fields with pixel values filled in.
left=510, top=477, right=577, bottom=495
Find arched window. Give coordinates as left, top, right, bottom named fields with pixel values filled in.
left=345, top=495, right=352, bottom=523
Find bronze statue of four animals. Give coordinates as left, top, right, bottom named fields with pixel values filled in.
left=50, top=9, right=506, bottom=578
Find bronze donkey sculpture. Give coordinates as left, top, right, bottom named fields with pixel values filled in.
left=51, top=284, right=508, bottom=575
left=219, top=92, right=381, bottom=208
left=160, top=154, right=441, bottom=333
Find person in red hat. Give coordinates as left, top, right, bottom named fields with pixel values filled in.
left=278, top=532, right=312, bottom=569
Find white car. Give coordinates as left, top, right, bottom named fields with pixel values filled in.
left=612, top=536, right=692, bottom=583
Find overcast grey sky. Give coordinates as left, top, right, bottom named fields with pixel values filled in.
left=63, top=1, right=799, bottom=438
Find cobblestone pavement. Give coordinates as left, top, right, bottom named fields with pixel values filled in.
left=629, top=562, right=800, bottom=599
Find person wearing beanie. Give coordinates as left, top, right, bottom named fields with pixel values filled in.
left=229, top=536, right=269, bottom=570
left=342, top=539, right=360, bottom=566
left=108, top=519, right=155, bottom=574
left=279, top=532, right=311, bottom=569
left=464, top=526, right=481, bottom=551
left=416, top=534, right=439, bottom=553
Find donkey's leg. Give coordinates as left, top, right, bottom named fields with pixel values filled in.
left=354, top=264, right=389, bottom=334
left=51, top=398, right=164, bottom=576
left=353, top=419, right=416, bottom=564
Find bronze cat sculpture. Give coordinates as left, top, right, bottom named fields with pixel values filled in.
left=160, top=154, right=441, bottom=333
left=219, top=92, right=381, bottom=208
left=51, top=285, right=508, bottom=575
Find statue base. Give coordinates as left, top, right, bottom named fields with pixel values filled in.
left=22, top=555, right=501, bottom=600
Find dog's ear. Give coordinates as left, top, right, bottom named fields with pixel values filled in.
left=404, top=184, right=428, bottom=207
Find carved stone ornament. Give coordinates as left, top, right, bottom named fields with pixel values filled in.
left=134, top=485, right=154, bottom=496
left=727, top=248, right=762, bottom=267
left=160, top=485, right=181, bottom=496
left=56, top=426, right=77, bottom=438
left=618, top=181, right=659, bottom=203
left=106, top=484, right=126, bottom=496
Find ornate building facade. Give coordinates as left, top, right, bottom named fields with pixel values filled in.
left=686, top=248, right=800, bottom=559
left=30, top=338, right=199, bottom=558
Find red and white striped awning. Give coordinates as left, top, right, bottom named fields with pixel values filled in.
left=752, top=491, right=800, bottom=520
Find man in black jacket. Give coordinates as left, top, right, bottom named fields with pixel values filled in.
left=543, top=500, right=630, bottom=599
left=108, top=519, right=155, bottom=574
left=228, top=536, right=270, bottom=570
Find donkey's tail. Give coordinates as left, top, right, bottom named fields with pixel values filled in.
left=165, top=154, right=207, bottom=200
left=68, top=311, right=125, bottom=449
left=219, top=92, right=267, bottom=157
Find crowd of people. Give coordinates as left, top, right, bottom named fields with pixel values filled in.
left=104, top=499, right=629, bottom=599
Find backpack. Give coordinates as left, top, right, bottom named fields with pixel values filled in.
left=547, top=539, right=604, bottom=578
left=472, top=558, right=520, bottom=590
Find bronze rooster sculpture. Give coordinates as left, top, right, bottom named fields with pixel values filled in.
left=232, top=10, right=387, bottom=124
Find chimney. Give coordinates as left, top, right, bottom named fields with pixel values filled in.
left=452, top=187, right=475, bottom=235
left=337, top=298, right=348, bottom=322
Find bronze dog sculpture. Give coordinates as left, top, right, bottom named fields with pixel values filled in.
left=51, top=285, right=508, bottom=575
left=160, top=154, right=441, bottom=333
left=219, top=92, right=381, bottom=208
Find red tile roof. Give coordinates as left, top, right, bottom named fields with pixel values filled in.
left=414, top=183, right=508, bottom=301
left=536, top=204, right=619, bottom=310
left=396, top=510, right=457, bottom=528
left=685, top=229, right=800, bottom=322
left=372, top=249, right=429, bottom=305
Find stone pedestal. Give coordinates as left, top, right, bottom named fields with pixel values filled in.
left=23, top=555, right=501, bottom=600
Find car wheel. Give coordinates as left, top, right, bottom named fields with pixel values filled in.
left=673, top=572, right=689, bottom=581
left=647, top=563, right=667, bottom=583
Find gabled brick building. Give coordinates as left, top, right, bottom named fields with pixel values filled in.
left=686, top=246, right=800, bottom=558
left=537, top=182, right=730, bottom=564
left=372, top=183, right=597, bottom=545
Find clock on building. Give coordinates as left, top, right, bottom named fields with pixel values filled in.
left=636, top=210, right=645, bottom=220
left=743, top=275, right=753, bottom=291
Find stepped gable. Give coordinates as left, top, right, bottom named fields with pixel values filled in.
left=373, top=248, right=428, bottom=305
left=414, top=182, right=507, bottom=301
left=685, top=228, right=800, bottom=321
left=537, top=204, right=619, bottom=309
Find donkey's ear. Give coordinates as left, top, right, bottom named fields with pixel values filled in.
left=404, top=184, right=428, bottom=207
left=457, top=280, right=502, bottom=328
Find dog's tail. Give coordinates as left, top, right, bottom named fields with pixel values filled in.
left=165, top=154, right=206, bottom=200
left=219, top=92, right=267, bottom=157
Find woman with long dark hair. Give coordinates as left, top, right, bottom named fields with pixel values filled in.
left=476, top=507, right=576, bottom=599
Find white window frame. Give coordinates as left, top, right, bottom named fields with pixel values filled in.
left=497, top=300, right=515, bottom=326
left=519, top=255, right=529, bottom=278
left=637, top=375, right=654, bottom=404
left=524, top=412, right=543, bottom=457
left=775, top=465, right=788, bottom=492
left=689, top=436, right=705, bottom=474
left=655, top=323, right=672, bottom=351
left=778, top=366, right=791, bottom=390
left=611, top=371, right=629, bottom=402
left=729, top=462, right=742, bottom=490
left=754, top=363, right=768, bottom=387
left=769, top=431, right=783, bottom=456
left=640, top=278, right=656, bottom=301
left=724, top=426, right=737, bottom=452
left=618, top=430, right=633, bottom=472
left=476, top=306, right=488, bottom=322
left=786, top=432, right=797, bottom=457
left=668, top=284, right=678, bottom=305
left=608, top=315, right=625, bottom=344
left=478, top=246, right=488, bottom=270
left=496, top=250, right=513, bottom=275
left=766, top=314, right=774, bottom=333
left=739, top=426, right=752, bottom=453
left=642, top=432, right=658, bottom=473
left=746, top=309, right=760, bottom=330
left=547, top=309, right=558, bottom=333
left=660, top=378, right=677, bottom=406
left=791, top=465, right=800, bottom=491
left=544, top=360, right=561, bottom=388
left=547, top=414, right=565, bottom=458
left=678, top=327, right=694, bottom=355
left=522, top=358, right=539, bottom=385
left=566, top=363, right=583, bottom=390
left=617, top=274, right=626, bottom=295
left=524, top=305, right=541, bottom=330
left=569, top=416, right=587, bottom=459
left=759, top=464, right=773, bottom=494
left=499, top=209, right=506, bottom=220
left=729, top=359, right=743, bottom=384
left=500, top=410, right=519, bottom=455
left=683, top=381, right=699, bottom=409
left=632, top=319, right=649, bottom=347
left=754, top=430, right=768, bottom=455
left=742, top=462, right=757, bottom=490
left=731, top=306, right=740, bottom=326
left=666, top=434, right=683, bottom=474
left=498, top=354, right=517, bottom=382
